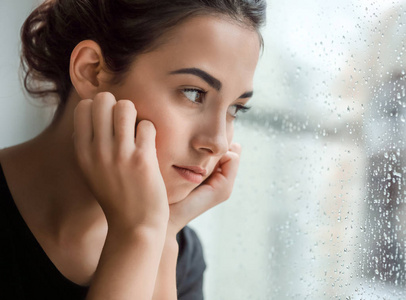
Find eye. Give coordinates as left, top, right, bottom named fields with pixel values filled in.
left=182, top=88, right=206, bottom=103
left=227, top=104, right=251, bottom=118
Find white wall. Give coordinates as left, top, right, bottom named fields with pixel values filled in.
left=0, top=0, right=52, bottom=148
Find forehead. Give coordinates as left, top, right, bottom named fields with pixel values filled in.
left=134, top=15, right=260, bottom=92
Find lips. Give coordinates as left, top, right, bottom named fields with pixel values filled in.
left=173, top=165, right=207, bottom=184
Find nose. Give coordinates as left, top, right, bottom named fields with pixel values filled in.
left=191, top=114, right=229, bottom=156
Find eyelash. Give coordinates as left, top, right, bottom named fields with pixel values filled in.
left=233, top=104, right=251, bottom=115
left=228, top=104, right=251, bottom=119
left=181, top=88, right=251, bottom=118
left=182, top=88, right=206, bottom=103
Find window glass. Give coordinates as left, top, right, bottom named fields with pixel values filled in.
left=191, top=0, right=406, bottom=298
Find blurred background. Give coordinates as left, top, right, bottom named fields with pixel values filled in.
left=1, top=0, right=406, bottom=299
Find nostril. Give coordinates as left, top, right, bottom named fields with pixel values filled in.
left=192, top=118, right=229, bottom=155
left=200, top=138, right=228, bottom=156
left=200, top=146, right=214, bottom=154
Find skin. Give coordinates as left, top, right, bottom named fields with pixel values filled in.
left=0, top=15, right=260, bottom=299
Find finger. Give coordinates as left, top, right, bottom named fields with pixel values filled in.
left=177, top=148, right=241, bottom=214
left=73, top=99, right=93, bottom=153
left=213, top=142, right=241, bottom=173
left=135, top=120, right=156, bottom=151
left=92, top=92, right=116, bottom=145
left=113, top=100, right=136, bottom=150
left=229, top=142, right=242, bottom=155
left=217, top=149, right=240, bottom=181
left=169, top=184, right=222, bottom=230
left=173, top=155, right=238, bottom=224
left=169, top=143, right=242, bottom=231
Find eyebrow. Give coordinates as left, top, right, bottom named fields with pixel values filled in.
left=239, top=91, right=253, bottom=99
left=170, top=68, right=222, bottom=91
left=169, top=67, right=254, bottom=99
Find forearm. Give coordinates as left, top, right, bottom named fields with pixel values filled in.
left=86, top=226, right=167, bottom=300
left=152, top=234, right=179, bottom=300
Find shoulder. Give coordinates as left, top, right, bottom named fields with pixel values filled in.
left=0, top=145, right=26, bottom=185
left=177, top=226, right=204, bottom=257
left=176, top=226, right=206, bottom=300
left=0, top=147, right=6, bottom=165
left=176, top=226, right=206, bottom=277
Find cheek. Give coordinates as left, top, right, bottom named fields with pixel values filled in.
left=155, top=130, right=173, bottom=161
left=227, top=123, right=234, bottom=146
left=154, top=123, right=194, bottom=204
left=152, top=112, right=186, bottom=163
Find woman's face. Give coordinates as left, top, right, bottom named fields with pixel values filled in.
left=108, top=15, right=260, bottom=203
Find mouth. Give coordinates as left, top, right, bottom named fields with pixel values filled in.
left=173, top=165, right=207, bottom=184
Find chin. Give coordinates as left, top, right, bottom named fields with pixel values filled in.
left=167, top=187, right=194, bottom=205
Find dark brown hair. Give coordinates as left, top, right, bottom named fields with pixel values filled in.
left=21, top=0, right=266, bottom=112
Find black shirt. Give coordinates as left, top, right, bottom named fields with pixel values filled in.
left=0, top=166, right=205, bottom=299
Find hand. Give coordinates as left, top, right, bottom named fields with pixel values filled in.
left=167, top=143, right=242, bottom=236
left=73, top=92, right=169, bottom=231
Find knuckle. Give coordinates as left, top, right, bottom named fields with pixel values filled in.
left=116, top=99, right=135, bottom=112
left=94, top=92, right=116, bottom=105
left=133, top=150, right=148, bottom=165
left=222, top=192, right=232, bottom=202
left=114, top=102, right=136, bottom=130
left=229, top=152, right=240, bottom=162
left=78, top=98, right=93, bottom=106
left=221, top=182, right=234, bottom=200
left=230, top=142, right=242, bottom=153
left=114, top=115, right=128, bottom=134
left=132, top=150, right=153, bottom=172
left=138, top=120, right=156, bottom=134
left=74, top=146, right=88, bottom=166
left=113, top=147, right=131, bottom=164
left=75, top=99, right=93, bottom=112
left=92, top=145, right=110, bottom=164
left=214, top=193, right=230, bottom=206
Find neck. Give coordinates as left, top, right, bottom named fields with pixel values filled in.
left=5, top=92, right=106, bottom=240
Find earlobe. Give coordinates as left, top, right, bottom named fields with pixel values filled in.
left=70, top=40, right=107, bottom=99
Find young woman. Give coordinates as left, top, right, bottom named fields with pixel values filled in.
left=0, top=0, right=266, bottom=299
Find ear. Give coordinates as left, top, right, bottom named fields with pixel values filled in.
left=69, top=40, right=110, bottom=99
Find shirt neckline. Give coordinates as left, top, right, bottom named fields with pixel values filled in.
left=0, top=164, right=89, bottom=290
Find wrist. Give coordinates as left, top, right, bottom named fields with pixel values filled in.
left=106, top=209, right=169, bottom=233
left=165, top=233, right=179, bottom=248
left=107, top=221, right=168, bottom=243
